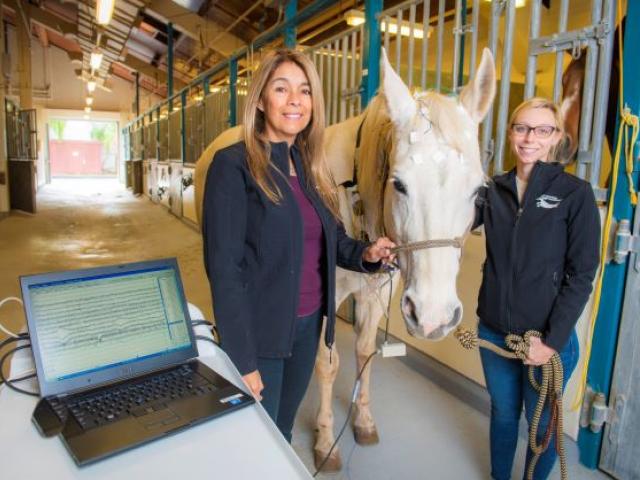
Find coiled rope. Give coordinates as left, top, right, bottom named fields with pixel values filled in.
left=454, top=327, right=567, bottom=480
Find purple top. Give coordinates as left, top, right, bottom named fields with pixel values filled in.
left=290, top=174, right=324, bottom=317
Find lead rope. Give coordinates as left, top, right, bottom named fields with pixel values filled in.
left=454, top=328, right=567, bottom=480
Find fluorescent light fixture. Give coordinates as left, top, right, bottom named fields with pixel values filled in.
left=90, top=49, right=103, bottom=71
left=484, top=0, right=525, bottom=6
left=86, top=97, right=94, bottom=106
left=173, top=106, right=180, bottom=112
left=344, top=10, right=430, bottom=39
left=96, top=0, right=115, bottom=25
left=87, top=79, right=97, bottom=93
left=84, top=106, right=91, bottom=113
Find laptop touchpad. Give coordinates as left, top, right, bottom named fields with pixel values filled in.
left=138, top=408, right=180, bottom=429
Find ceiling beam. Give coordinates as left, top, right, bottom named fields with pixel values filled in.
left=145, top=0, right=246, bottom=58
left=118, top=54, right=187, bottom=91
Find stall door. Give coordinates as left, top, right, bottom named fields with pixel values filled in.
left=599, top=200, right=640, bottom=479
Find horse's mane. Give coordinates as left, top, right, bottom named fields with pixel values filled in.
left=355, top=90, right=482, bottom=238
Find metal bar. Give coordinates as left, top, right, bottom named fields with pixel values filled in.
left=384, top=15, right=390, bottom=55
left=524, top=0, right=542, bottom=99
left=588, top=0, right=618, bottom=186
left=469, top=0, right=479, bottom=81
left=229, top=57, right=238, bottom=127
left=435, top=0, right=445, bottom=92
left=421, top=0, right=430, bottom=90
left=395, top=9, right=402, bottom=73
left=482, top=2, right=502, bottom=174
left=361, top=0, right=382, bottom=107
left=576, top=0, right=604, bottom=179
left=553, top=0, right=570, bottom=103
left=493, top=0, right=517, bottom=174
left=340, top=35, right=348, bottom=122
left=167, top=22, right=174, bottom=100
left=408, top=3, right=416, bottom=89
left=332, top=39, right=339, bottom=124
left=327, top=47, right=333, bottom=122
left=134, top=71, right=140, bottom=117
left=284, top=0, right=298, bottom=48
left=180, top=90, right=187, bottom=164
left=349, top=30, right=357, bottom=117
left=528, top=25, right=606, bottom=56
left=453, top=0, right=462, bottom=91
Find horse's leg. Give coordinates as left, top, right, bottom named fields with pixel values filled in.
left=312, top=271, right=353, bottom=472
left=352, top=273, right=397, bottom=445
left=313, top=320, right=342, bottom=471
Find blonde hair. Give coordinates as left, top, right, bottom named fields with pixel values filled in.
left=509, top=97, right=569, bottom=163
left=243, top=49, right=339, bottom=217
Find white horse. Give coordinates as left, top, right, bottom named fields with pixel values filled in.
left=195, top=48, right=495, bottom=471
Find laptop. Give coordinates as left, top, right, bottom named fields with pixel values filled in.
left=21, top=258, right=254, bottom=466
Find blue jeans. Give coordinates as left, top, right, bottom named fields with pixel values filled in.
left=256, top=308, right=322, bottom=443
left=478, top=323, right=579, bottom=480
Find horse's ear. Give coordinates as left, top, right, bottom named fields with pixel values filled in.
left=459, top=48, right=496, bottom=123
left=380, top=47, right=416, bottom=127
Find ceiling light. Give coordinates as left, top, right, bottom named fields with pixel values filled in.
left=90, top=48, right=103, bottom=71
left=87, top=79, right=97, bottom=93
left=86, top=97, right=94, bottom=106
left=84, top=106, right=91, bottom=113
left=344, top=10, right=430, bottom=39
left=96, top=0, right=115, bottom=25
left=484, top=0, right=525, bottom=6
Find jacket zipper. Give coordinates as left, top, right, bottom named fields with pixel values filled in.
left=505, top=165, right=540, bottom=333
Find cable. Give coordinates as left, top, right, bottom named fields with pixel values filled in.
left=0, top=296, right=23, bottom=338
left=0, top=344, right=39, bottom=397
left=312, top=350, right=378, bottom=477
left=194, top=334, right=219, bottom=346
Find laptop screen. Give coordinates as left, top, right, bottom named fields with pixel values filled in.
left=22, top=259, right=198, bottom=397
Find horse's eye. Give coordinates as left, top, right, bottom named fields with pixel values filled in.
left=393, top=178, right=407, bottom=195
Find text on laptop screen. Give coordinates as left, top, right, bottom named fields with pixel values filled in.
left=28, top=266, right=191, bottom=382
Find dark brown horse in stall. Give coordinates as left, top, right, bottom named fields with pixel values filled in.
left=560, top=18, right=623, bottom=163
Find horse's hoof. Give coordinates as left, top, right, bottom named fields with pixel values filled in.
left=313, top=448, right=342, bottom=472
left=353, top=425, right=379, bottom=445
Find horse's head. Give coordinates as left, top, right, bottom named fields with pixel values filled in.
left=380, top=48, right=495, bottom=340
left=559, top=52, right=586, bottom=162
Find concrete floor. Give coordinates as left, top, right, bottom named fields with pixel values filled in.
left=0, top=178, right=611, bottom=479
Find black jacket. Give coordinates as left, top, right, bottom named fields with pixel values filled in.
left=202, top=141, right=377, bottom=375
left=474, top=161, right=600, bottom=352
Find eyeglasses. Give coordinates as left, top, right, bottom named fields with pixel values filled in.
left=511, top=124, right=558, bottom=138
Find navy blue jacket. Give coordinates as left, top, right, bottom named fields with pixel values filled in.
left=202, top=141, right=377, bottom=375
left=474, top=161, right=600, bottom=352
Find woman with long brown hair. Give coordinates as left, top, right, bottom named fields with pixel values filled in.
left=202, top=49, right=394, bottom=442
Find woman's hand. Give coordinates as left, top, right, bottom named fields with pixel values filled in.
left=363, top=237, right=397, bottom=264
left=523, top=336, right=557, bottom=366
left=242, top=370, right=264, bottom=401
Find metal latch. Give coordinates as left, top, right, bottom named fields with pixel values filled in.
left=580, top=388, right=621, bottom=434
left=614, top=219, right=639, bottom=263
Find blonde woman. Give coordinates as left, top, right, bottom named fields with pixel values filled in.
left=474, top=97, right=600, bottom=479
left=202, top=49, right=394, bottom=442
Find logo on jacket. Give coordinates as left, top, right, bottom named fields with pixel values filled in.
left=536, top=194, right=562, bottom=209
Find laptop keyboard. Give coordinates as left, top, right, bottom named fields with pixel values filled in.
left=47, top=365, right=218, bottom=431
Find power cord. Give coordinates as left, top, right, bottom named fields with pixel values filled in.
left=0, top=343, right=39, bottom=397
left=313, top=267, right=402, bottom=476
left=0, top=296, right=23, bottom=338
left=191, top=319, right=220, bottom=345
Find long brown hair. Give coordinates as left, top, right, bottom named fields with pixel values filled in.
left=243, top=49, right=339, bottom=217
left=508, top=97, right=569, bottom=163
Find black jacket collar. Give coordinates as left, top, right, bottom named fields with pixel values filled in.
left=494, top=161, right=564, bottom=205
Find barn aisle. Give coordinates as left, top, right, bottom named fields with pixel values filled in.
left=0, top=180, right=608, bottom=479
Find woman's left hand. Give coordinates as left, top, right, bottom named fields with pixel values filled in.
left=363, top=237, right=397, bottom=264
left=524, top=336, right=557, bottom=366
